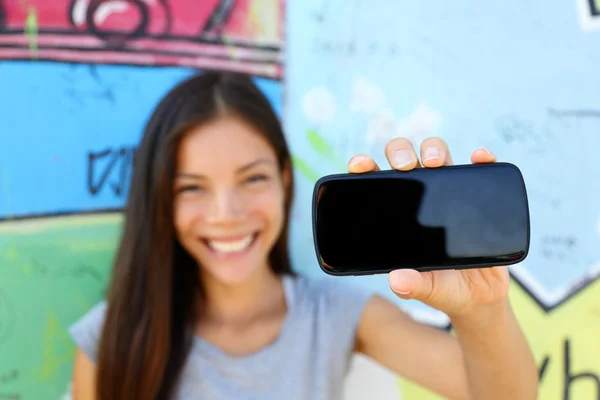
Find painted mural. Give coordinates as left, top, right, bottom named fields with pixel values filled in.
left=283, top=0, right=600, bottom=399
left=0, top=1, right=283, bottom=399
left=1, top=0, right=600, bottom=399
left=0, top=0, right=283, bottom=78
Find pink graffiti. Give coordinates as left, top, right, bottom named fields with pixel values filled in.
left=0, top=0, right=284, bottom=78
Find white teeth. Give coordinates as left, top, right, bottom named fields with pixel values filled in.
left=207, top=235, right=254, bottom=253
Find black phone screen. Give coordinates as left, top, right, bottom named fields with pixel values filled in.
left=312, top=163, right=530, bottom=275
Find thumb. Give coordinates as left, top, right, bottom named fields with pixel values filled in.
left=388, top=269, right=434, bottom=301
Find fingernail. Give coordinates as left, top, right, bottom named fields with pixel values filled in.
left=477, top=147, right=491, bottom=154
left=423, top=146, right=442, bottom=162
left=349, top=155, right=367, bottom=168
left=393, top=149, right=413, bottom=168
left=389, top=285, right=411, bottom=295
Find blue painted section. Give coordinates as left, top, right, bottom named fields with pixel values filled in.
left=284, top=0, right=600, bottom=306
left=0, top=62, right=281, bottom=218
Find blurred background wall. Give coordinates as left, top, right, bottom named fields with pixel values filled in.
left=0, top=0, right=599, bottom=398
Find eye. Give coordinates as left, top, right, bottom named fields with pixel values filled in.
left=245, top=174, right=269, bottom=184
left=176, top=184, right=205, bottom=194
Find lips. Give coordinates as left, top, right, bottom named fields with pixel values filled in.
left=202, top=233, right=259, bottom=255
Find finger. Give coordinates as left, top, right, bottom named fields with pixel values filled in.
left=470, top=147, right=497, bottom=164
left=388, top=269, right=434, bottom=302
left=384, top=137, right=421, bottom=171
left=419, top=137, right=454, bottom=168
left=348, top=153, right=380, bottom=173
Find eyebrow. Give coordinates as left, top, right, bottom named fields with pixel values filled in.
left=175, top=158, right=275, bottom=179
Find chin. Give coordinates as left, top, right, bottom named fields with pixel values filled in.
left=208, top=264, right=261, bottom=287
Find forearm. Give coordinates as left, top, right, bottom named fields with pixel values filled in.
left=450, top=299, right=538, bottom=400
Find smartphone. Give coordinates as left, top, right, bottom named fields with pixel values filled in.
left=311, top=162, right=530, bottom=276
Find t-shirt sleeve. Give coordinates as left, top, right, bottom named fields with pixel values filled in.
left=322, top=278, right=374, bottom=330
left=68, top=301, right=107, bottom=363
left=316, top=277, right=375, bottom=367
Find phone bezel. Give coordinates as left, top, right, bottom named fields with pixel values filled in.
left=311, top=162, right=531, bottom=276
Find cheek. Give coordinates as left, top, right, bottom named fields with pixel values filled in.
left=252, top=186, right=286, bottom=230
left=173, top=199, right=204, bottom=236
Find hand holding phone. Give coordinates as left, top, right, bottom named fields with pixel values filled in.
left=312, top=138, right=527, bottom=318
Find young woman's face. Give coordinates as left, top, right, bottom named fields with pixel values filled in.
left=173, top=114, right=288, bottom=286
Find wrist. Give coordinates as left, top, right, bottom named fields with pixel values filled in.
left=449, top=298, right=511, bottom=332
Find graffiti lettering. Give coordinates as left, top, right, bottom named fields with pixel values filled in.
left=496, top=115, right=536, bottom=144
left=0, top=1, right=4, bottom=28
left=31, top=259, right=103, bottom=283
left=87, top=146, right=136, bottom=197
left=312, top=39, right=401, bottom=57
left=548, top=108, right=600, bottom=119
left=541, top=236, right=577, bottom=261
left=0, top=369, right=19, bottom=400
left=541, top=107, right=600, bottom=140
left=0, top=369, right=17, bottom=385
left=0, top=0, right=283, bottom=78
left=538, top=338, right=600, bottom=400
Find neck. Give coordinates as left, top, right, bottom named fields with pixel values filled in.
left=200, top=267, right=286, bottom=325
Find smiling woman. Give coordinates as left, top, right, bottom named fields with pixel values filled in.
left=173, top=116, right=290, bottom=286
left=68, top=71, right=538, bottom=400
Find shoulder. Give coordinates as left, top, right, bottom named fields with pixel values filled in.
left=286, top=274, right=376, bottom=368
left=68, top=301, right=108, bottom=364
left=287, top=273, right=375, bottom=324
left=293, top=273, right=373, bottom=298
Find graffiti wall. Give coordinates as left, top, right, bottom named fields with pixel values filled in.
left=0, top=0, right=283, bottom=78
left=284, top=0, right=600, bottom=399
left=0, top=1, right=283, bottom=399
left=1, top=0, right=600, bottom=399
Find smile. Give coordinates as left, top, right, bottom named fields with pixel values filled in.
left=203, top=233, right=258, bottom=255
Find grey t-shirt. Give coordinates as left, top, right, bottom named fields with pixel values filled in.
left=69, top=274, right=374, bottom=400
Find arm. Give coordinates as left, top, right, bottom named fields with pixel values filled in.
left=347, top=138, right=538, bottom=399
left=451, top=298, right=537, bottom=400
left=355, top=295, right=538, bottom=400
left=71, top=348, right=97, bottom=400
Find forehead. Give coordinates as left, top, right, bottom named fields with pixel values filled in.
left=176, top=115, right=277, bottom=173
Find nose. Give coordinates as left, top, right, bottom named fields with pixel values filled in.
left=205, top=189, right=246, bottom=223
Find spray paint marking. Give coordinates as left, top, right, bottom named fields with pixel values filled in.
left=24, top=5, right=38, bottom=57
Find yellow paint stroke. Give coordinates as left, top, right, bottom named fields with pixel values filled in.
left=291, top=155, right=319, bottom=182
left=73, top=292, right=96, bottom=312
left=399, top=278, right=600, bottom=399
left=39, top=311, right=75, bottom=382
left=248, top=0, right=279, bottom=41
left=20, top=262, right=33, bottom=276
left=25, top=5, right=38, bottom=57
left=306, top=129, right=346, bottom=171
left=3, top=246, right=16, bottom=260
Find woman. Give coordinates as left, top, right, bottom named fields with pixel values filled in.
left=69, top=71, right=538, bottom=400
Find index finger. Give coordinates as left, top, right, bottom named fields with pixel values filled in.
left=348, top=153, right=381, bottom=173
left=419, top=137, right=454, bottom=168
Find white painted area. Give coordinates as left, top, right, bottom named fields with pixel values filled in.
left=366, top=105, right=443, bottom=145
left=302, top=87, right=337, bottom=124
left=70, top=0, right=90, bottom=25
left=94, top=1, right=129, bottom=25
left=577, top=0, right=600, bottom=32
left=59, top=382, right=72, bottom=400
left=349, top=77, right=386, bottom=115
left=344, top=353, right=401, bottom=400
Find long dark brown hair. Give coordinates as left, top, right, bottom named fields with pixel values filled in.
left=96, top=71, right=296, bottom=400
